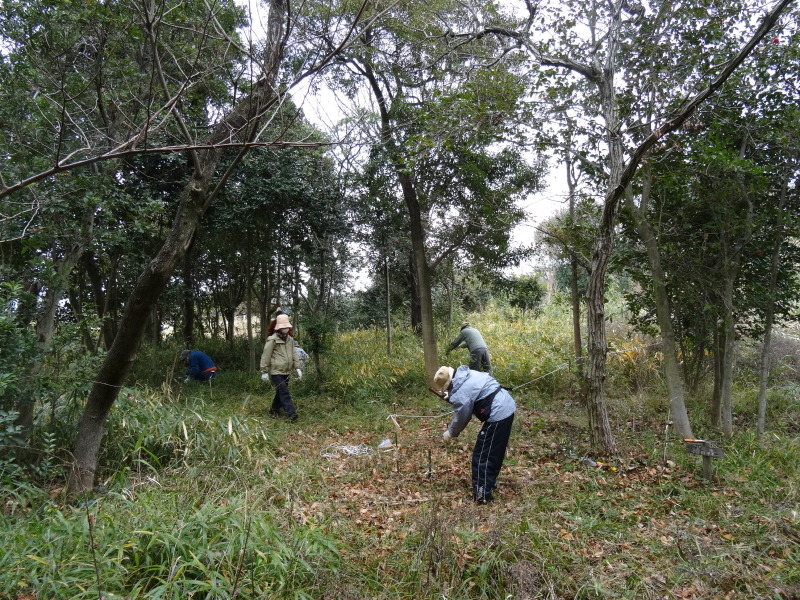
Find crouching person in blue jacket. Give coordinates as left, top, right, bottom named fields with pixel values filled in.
left=180, top=349, right=217, bottom=382
left=434, top=365, right=516, bottom=504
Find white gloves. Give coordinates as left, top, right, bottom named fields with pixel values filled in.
left=296, top=369, right=302, bottom=378
left=442, top=430, right=452, bottom=441
left=261, top=373, right=269, bottom=382
left=441, top=391, right=449, bottom=401
left=183, top=377, right=189, bottom=383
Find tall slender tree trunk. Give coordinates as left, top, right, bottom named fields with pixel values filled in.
left=385, top=255, right=392, bottom=356
left=82, top=251, right=116, bottom=351
left=67, top=281, right=95, bottom=353
left=756, top=278, right=776, bottom=438
left=717, top=225, right=747, bottom=437
left=624, top=173, right=693, bottom=438
left=182, top=246, right=195, bottom=347
left=67, top=0, right=287, bottom=495
left=292, top=263, right=301, bottom=339
left=447, top=266, right=454, bottom=330
left=565, top=154, right=583, bottom=377
left=757, top=173, right=789, bottom=436
left=545, top=266, right=556, bottom=304
left=720, top=272, right=736, bottom=437
left=258, top=263, right=272, bottom=342
left=361, top=53, right=438, bottom=384
left=223, top=308, right=235, bottom=341
left=246, top=232, right=255, bottom=372
left=570, top=257, right=583, bottom=374
left=408, top=255, right=422, bottom=334
left=151, top=306, right=161, bottom=347
left=719, top=138, right=753, bottom=438
left=711, top=325, right=723, bottom=426
left=400, top=172, right=439, bottom=384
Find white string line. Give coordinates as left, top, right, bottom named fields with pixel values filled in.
left=509, top=362, right=570, bottom=392
left=386, top=342, right=665, bottom=418
left=387, top=411, right=453, bottom=421
left=89, top=380, right=124, bottom=388
left=510, top=342, right=663, bottom=391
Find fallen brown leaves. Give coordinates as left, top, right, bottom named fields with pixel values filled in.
left=273, top=408, right=798, bottom=599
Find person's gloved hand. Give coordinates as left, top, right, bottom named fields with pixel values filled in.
left=442, top=429, right=452, bottom=441
left=296, top=369, right=302, bottom=378
left=261, top=373, right=269, bottom=382
left=183, top=377, right=190, bottom=383
left=441, top=391, right=449, bottom=402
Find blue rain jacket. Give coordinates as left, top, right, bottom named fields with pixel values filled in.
left=446, top=366, right=515, bottom=438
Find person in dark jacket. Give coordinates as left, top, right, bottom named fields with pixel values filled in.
left=446, top=322, right=492, bottom=373
left=434, top=365, right=515, bottom=504
left=180, top=349, right=217, bottom=382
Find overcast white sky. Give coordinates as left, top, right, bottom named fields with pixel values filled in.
left=291, top=70, right=567, bottom=270
left=236, top=0, right=565, bottom=278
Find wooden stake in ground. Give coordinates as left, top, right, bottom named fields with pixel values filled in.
left=684, top=439, right=725, bottom=481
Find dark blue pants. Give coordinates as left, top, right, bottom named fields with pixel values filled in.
left=270, top=374, right=296, bottom=418
left=472, top=413, right=514, bottom=502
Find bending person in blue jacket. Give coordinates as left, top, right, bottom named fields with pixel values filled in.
left=434, top=365, right=515, bottom=504
left=180, top=349, right=217, bottom=382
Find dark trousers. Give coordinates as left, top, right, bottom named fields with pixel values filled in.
left=472, top=413, right=514, bottom=502
left=270, top=374, right=296, bottom=418
left=469, top=347, right=492, bottom=373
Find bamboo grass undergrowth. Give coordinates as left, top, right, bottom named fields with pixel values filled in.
left=2, top=304, right=799, bottom=599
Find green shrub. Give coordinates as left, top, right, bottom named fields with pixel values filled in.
left=0, top=282, right=43, bottom=416
left=129, top=338, right=254, bottom=388
left=96, top=390, right=276, bottom=483
left=2, top=492, right=341, bottom=599
left=320, top=327, right=425, bottom=404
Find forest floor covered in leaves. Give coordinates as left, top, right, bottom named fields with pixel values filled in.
left=246, top=386, right=800, bottom=600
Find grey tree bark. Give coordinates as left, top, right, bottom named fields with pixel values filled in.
left=385, top=255, right=393, bottom=356
left=565, top=151, right=584, bottom=379
left=624, top=169, right=693, bottom=439
left=480, top=0, right=792, bottom=453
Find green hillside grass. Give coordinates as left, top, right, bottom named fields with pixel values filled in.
left=2, top=302, right=798, bottom=599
